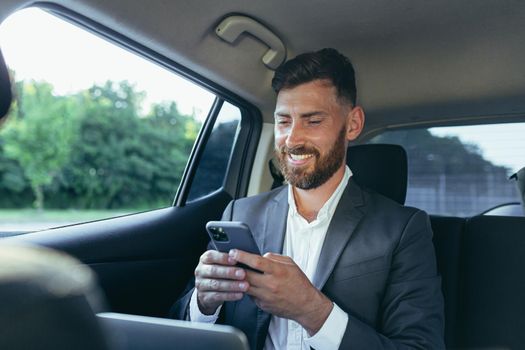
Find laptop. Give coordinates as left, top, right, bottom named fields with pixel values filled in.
left=97, top=312, right=249, bottom=350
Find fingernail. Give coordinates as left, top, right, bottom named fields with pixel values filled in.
left=239, top=282, right=247, bottom=289
left=229, top=249, right=237, bottom=257
left=235, top=269, right=244, bottom=278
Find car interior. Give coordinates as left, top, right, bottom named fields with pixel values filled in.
left=1, top=1, right=525, bottom=349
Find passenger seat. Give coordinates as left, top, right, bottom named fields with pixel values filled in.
left=458, top=215, right=525, bottom=349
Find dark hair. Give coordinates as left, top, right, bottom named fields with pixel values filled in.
left=271, top=48, right=357, bottom=106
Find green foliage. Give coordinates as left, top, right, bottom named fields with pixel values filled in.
left=0, top=141, right=33, bottom=207
left=2, top=80, right=77, bottom=209
left=0, top=78, right=201, bottom=209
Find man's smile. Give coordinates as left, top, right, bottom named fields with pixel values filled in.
left=289, top=153, right=314, bottom=161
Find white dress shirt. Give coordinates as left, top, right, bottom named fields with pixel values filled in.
left=190, top=166, right=352, bottom=350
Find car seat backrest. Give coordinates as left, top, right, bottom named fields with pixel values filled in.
left=458, top=215, right=525, bottom=349
left=0, top=243, right=110, bottom=350
left=346, top=144, right=408, bottom=204
left=0, top=48, right=12, bottom=120
left=432, top=214, right=525, bottom=349
left=430, top=215, right=465, bottom=348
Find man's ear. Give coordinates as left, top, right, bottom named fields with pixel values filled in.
left=346, top=106, right=365, bottom=141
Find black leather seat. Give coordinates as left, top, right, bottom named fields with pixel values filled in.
left=0, top=243, right=110, bottom=350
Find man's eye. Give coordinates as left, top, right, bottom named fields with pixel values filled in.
left=277, top=120, right=290, bottom=125
left=309, top=119, right=322, bottom=125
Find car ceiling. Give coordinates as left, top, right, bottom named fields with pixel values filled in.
left=1, top=0, right=525, bottom=136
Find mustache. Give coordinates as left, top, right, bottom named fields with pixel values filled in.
left=277, top=145, right=320, bottom=157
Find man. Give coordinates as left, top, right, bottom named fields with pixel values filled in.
left=172, top=48, right=444, bottom=349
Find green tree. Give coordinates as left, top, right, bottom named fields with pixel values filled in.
left=2, top=80, right=77, bottom=209
left=56, top=81, right=145, bottom=208
left=0, top=140, right=32, bottom=207
left=0, top=77, right=201, bottom=210
left=56, top=81, right=200, bottom=209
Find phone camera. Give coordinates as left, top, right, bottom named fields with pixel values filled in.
left=210, top=227, right=229, bottom=242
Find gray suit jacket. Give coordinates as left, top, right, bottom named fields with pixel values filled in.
left=172, top=180, right=445, bottom=349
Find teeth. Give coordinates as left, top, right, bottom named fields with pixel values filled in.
left=290, top=154, right=313, bottom=161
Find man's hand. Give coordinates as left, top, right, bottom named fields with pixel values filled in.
left=231, top=249, right=333, bottom=335
left=194, top=250, right=249, bottom=315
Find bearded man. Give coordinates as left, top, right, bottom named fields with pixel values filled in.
left=172, top=48, right=444, bottom=350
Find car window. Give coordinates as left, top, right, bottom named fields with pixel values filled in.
left=0, top=8, right=219, bottom=232
left=186, top=102, right=241, bottom=202
left=368, top=122, right=525, bottom=217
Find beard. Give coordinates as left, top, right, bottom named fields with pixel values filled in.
left=276, top=126, right=346, bottom=190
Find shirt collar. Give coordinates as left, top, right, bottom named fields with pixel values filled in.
left=287, top=166, right=353, bottom=220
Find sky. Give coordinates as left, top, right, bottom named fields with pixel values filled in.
left=0, top=8, right=215, bottom=121
left=1, top=8, right=524, bottom=174
left=430, top=124, right=525, bottom=174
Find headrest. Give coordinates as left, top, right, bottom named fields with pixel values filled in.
left=0, top=48, right=13, bottom=120
left=346, top=144, right=407, bottom=204
left=0, top=243, right=110, bottom=349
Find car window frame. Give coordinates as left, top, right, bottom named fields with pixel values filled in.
left=19, top=2, right=262, bottom=208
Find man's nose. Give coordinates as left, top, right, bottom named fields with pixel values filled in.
left=285, top=122, right=305, bottom=149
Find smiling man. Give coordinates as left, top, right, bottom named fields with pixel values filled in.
left=172, top=48, right=444, bottom=350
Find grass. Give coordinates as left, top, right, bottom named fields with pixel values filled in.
left=0, top=208, right=136, bottom=222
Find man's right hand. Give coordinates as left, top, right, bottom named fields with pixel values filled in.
left=194, top=249, right=249, bottom=315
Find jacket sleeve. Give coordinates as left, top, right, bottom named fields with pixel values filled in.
left=339, top=210, right=445, bottom=349
left=169, top=282, right=194, bottom=320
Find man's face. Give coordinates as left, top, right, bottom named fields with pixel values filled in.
left=274, top=80, right=351, bottom=190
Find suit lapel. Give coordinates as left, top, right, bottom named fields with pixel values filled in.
left=254, top=186, right=288, bottom=350
left=261, top=187, right=288, bottom=254
left=312, top=179, right=365, bottom=290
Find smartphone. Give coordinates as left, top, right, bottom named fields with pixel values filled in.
left=206, top=221, right=262, bottom=273
left=206, top=221, right=261, bottom=255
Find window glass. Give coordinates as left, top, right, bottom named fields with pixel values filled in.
left=187, top=102, right=241, bottom=201
left=0, top=8, right=215, bottom=232
left=368, top=123, right=525, bottom=217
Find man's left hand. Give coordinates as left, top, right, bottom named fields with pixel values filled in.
left=230, top=249, right=333, bottom=335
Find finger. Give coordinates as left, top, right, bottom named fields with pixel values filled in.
left=263, top=252, right=295, bottom=265
left=196, top=264, right=246, bottom=280
left=199, top=291, right=244, bottom=304
left=195, top=278, right=249, bottom=293
left=245, top=284, right=265, bottom=299
left=200, top=250, right=237, bottom=265
left=230, top=249, right=272, bottom=273
left=244, top=269, right=267, bottom=287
